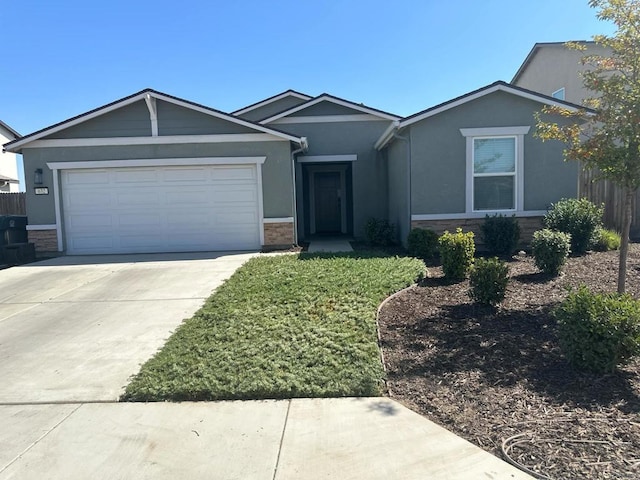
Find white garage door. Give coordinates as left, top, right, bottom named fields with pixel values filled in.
left=62, top=165, right=261, bottom=254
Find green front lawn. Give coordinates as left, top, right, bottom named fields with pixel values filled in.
left=122, top=252, right=425, bottom=401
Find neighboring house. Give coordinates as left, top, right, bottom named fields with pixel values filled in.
left=3, top=83, right=583, bottom=255
left=0, top=120, right=20, bottom=192
left=513, top=41, right=640, bottom=237
left=512, top=41, right=612, bottom=105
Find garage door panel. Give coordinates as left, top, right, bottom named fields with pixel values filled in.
left=113, top=169, right=160, bottom=184
left=64, top=170, right=110, bottom=185
left=62, top=164, right=261, bottom=254
left=116, top=191, right=161, bottom=206
left=64, top=190, right=112, bottom=208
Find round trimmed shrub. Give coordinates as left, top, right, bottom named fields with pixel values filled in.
left=468, top=257, right=509, bottom=306
left=438, top=228, right=475, bottom=281
left=592, top=228, right=621, bottom=252
left=407, top=228, right=439, bottom=260
left=480, top=214, right=521, bottom=255
left=531, top=229, right=571, bottom=275
left=364, top=218, right=396, bottom=247
left=543, top=198, right=603, bottom=254
left=554, top=286, right=640, bottom=373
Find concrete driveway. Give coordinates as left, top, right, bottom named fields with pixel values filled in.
left=0, top=252, right=256, bottom=403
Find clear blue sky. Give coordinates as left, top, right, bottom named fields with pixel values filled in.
left=1, top=0, right=615, bottom=154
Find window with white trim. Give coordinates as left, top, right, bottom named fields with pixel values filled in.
left=551, top=87, right=565, bottom=100
left=472, top=136, right=516, bottom=210
left=460, top=126, right=530, bottom=214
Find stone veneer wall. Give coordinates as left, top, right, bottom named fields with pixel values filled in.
left=411, top=216, right=544, bottom=248
left=263, top=222, right=294, bottom=247
left=28, top=229, right=59, bottom=255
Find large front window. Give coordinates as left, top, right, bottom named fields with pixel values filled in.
left=461, top=126, right=530, bottom=214
left=473, top=137, right=516, bottom=211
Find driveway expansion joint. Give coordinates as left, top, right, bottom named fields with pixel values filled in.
left=272, top=398, right=292, bottom=480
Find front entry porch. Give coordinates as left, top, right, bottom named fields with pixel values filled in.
left=297, top=162, right=353, bottom=240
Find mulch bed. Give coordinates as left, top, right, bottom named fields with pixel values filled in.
left=378, top=245, right=640, bottom=480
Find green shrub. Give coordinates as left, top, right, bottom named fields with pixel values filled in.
left=364, top=218, right=396, bottom=247
left=438, top=228, right=475, bottom=281
left=407, top=228, right=439, bottom=260
left=468, top=257, right=509, bottom=306
left=543, top=198, right=603, bottom=254
left=554, top=286, right=640, bottom=373
left=592, top=228, right=621, bottom=251
left=480, top=214, right=521, bottom=255
left=531, top=229, right=571, bottom=275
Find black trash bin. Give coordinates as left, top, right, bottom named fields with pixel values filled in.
left=0, top=215, right=28, bottom=245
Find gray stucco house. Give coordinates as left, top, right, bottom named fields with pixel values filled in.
left=3, top=81, right=583, bottom=255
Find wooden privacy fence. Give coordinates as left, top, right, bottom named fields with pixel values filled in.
left=578, top=168, right=640, bottom=237
left=0, top=193, right=26, bottom=215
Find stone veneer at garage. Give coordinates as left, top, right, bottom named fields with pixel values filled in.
left=27, top=229, right=58, bottom=255
left=263, top=222, right=295, bottom=248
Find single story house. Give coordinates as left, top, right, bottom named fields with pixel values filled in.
left=3, top=81, right=584, bottom=255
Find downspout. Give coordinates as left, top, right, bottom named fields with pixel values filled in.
left=290, top=137, right=308, bottom=245
left=392, top=130, right=411, bottom=244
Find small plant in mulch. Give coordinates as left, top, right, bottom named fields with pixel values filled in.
left=468, top=257, right=509, bottom=307
left=438, top=228, right=475, bottom=281
left=481, top=214, right=521, bottom=255
left=544, top=198, right=603, bottom=254
left=407, top=228, right=439, bottom=260
left=531, top=229, right=571, bottom=275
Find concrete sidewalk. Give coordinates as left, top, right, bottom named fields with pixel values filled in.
left=0, top=397, right=532, bottom=480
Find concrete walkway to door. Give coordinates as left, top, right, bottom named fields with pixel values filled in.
left=0, top=251, right=257, bottom=403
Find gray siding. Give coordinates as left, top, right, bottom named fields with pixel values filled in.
left=288, top=101, right=372, bottom=117
left=237, top=96, right=310, bottom=122
left=284, top=120, right=392, bottom=238
left=408, top=90, right=577, bottom=215
left=22, top=141, right=293, bottom=226
left=48, top=101, right=151, bottom=139
left=386, top=138, right=410, bottom=245
left=514, top=43, right=611, bottom=105
left=157, top=100, right=256, bottom=135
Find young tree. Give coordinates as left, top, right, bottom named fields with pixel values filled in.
left=536, top=0, right=640, bottom=294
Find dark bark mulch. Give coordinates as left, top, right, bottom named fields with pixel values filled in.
left=378, top=246, right=640, bottom=480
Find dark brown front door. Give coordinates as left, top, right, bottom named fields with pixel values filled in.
left=314, top=172, right=341, bottom=233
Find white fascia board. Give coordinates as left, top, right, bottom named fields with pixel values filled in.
left=26, top=134, right=289, bottom=149
left=271, top=114, right=387, bottom=124
left=400, top=84, right=584, bottom=130
left=233, top=91, right=312, bottom=115
left=374, top=121, right=400, bottom=150
left=46, top=156, right=267, bottom=170
left=149, top=92, right=303, bottom=144
left=411, top=211, right=547, bottom=221
left=260, top=95, right=400, bottom=124
left=297, top=154, right=357, bottom=163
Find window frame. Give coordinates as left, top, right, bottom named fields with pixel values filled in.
left=460, top=126, right=530, bottom=214
left=551, top=87, right=565, bottom=100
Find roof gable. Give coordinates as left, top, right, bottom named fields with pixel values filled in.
left=232, top=90, right=312, bottom=116
left=4, top=89, right=304, bottom=153
left=375, top=81, right=590, bottom=150
left=260, top=93, right=400, bottom=124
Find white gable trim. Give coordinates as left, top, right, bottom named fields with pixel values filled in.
left=25, top=134, right=289, bottom=149
left=260, top=95, right=399, bottom=124
left=233, top=91, right=312, bottom=115
left=271, top=114, right=387, bottom=124
left=400, top=84, right=583, bottom=130
left=6, top=91, right=303, bottom=152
